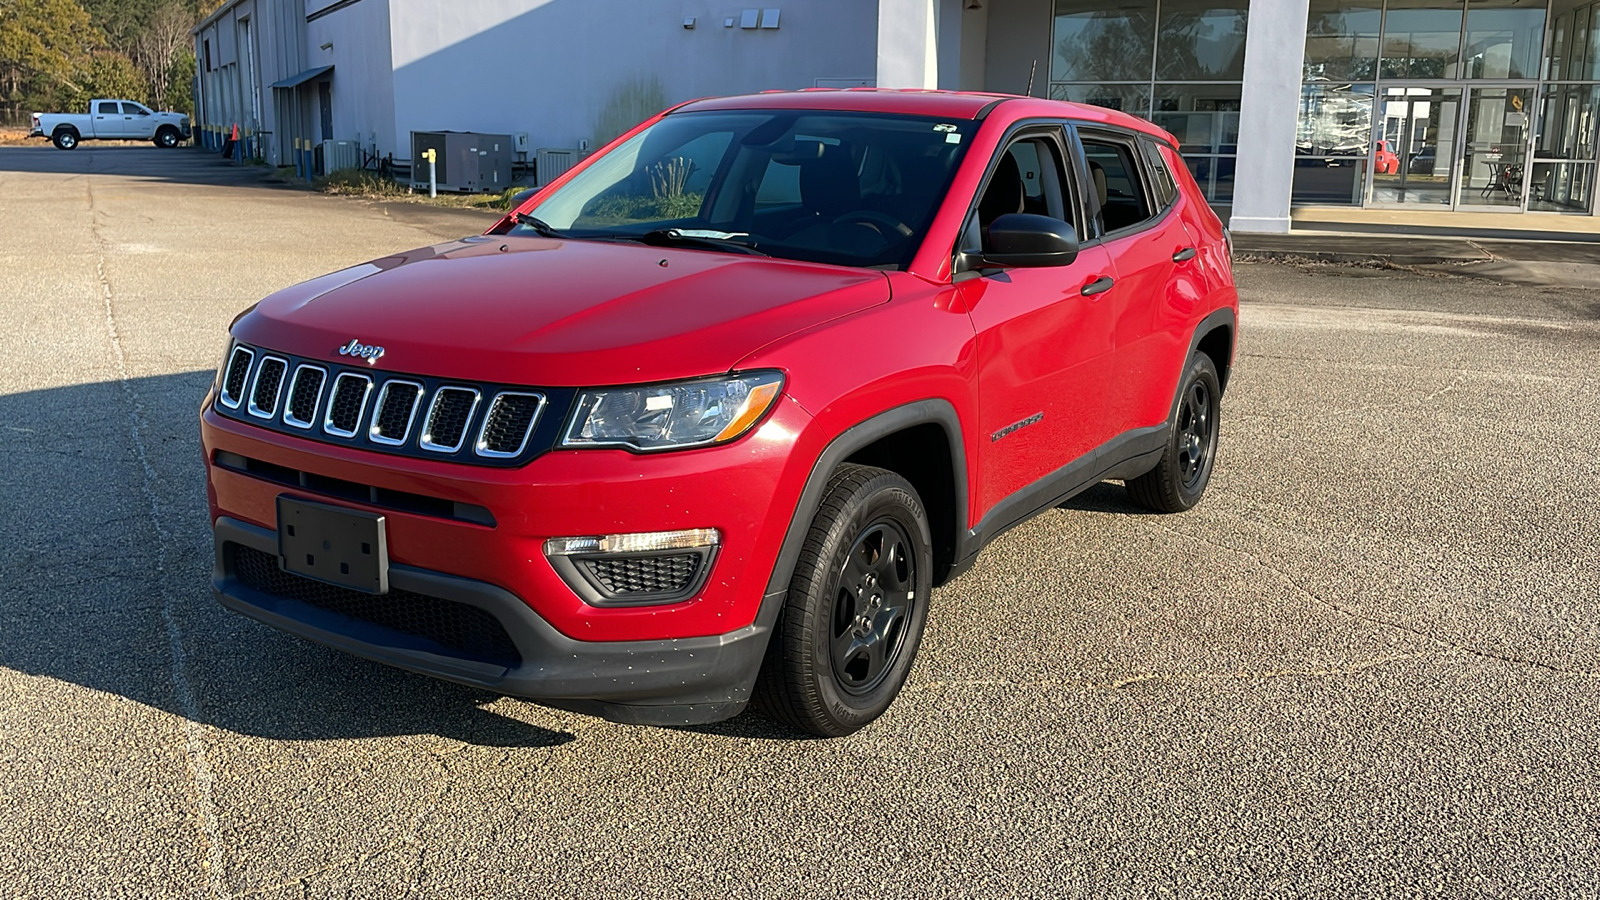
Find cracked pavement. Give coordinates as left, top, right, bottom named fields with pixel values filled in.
left=1, top=146, right=1598, bottom=899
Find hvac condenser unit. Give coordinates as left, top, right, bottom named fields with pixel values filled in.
left=319, top=140, right=361, bottom=175
left=536, top=148, right=580, bottom=186
left=409, top=131, right=514, bottom=193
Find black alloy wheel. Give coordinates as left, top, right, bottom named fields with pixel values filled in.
left=755, top=464, right=933, bottom=737
left=1175, top=378, right=1214, bottom=492
left=829, top=520, right=916, bottom=696
left=1126, top=352, right=1222, bottom=513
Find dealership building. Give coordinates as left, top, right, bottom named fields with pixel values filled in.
left=195, top=0, right=1600, bottom=234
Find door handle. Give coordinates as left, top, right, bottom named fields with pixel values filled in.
left=1081, top=275, right=1115, bottom=297
left=1173, top=247, right=1197, bottom=262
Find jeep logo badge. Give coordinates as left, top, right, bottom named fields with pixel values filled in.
left=338, top=339, right=384, bottom=364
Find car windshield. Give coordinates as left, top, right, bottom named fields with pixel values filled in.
left=514, top=110, right=976, bottom=269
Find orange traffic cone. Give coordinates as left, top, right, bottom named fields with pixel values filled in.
left=231, top=122, right=239, bottom=141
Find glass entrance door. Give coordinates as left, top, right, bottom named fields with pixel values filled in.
left=1371, top=86, right=1461, bottom=207
left=1459, top=86, right=1535, bottom=210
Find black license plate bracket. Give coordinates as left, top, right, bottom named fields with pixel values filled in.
left=277, top=495, right=389, bottom=594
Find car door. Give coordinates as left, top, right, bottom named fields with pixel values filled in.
left=121, top=103, right=156, bottom=139
left=956, top=126, right=1120, bottom=519
left=1076, top=129, right=1196, bottom=438
left=93, top=101, right=123, bottom=138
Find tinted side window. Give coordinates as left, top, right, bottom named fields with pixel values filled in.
left=122, top=103, right=150, bottom=116
left=97, top=102, right=119, bottom=115
left=1080, top=137, right=1154, bottom=233
left=968, top=134, right=1075, bottom=254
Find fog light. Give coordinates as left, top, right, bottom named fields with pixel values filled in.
left=544, top=529, right=721, bottom=607
left=544, top=528, right=719, bottom=556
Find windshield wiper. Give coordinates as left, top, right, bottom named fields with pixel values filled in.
left=623, top=228, right=769, bottom=257
left=511, top=212, right=564, bottom=238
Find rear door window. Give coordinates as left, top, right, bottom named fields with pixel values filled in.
left=97, top=102, right=119, bottom=115
left=1079, top=136, right=1155, bottom=234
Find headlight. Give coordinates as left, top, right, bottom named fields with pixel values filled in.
left=561, top=372, right=784, bottom=451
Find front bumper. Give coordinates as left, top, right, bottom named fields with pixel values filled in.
left=214, top=516, right=782, bottom=724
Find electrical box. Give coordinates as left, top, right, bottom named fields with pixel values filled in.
left=319, top=139, right=361, bottom=174
left=513, top=132, right=530, bottom=154
left=410, top=131, right=514, bottom=192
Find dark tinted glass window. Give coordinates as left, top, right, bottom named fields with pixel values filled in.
left=97, top=102, right=119, bottom=114
left=523, top=111, right=976, bottom=270
left=1081, top=137, right=1153, bottom=233
left=1155, top=0, right=1249, bottom=81
left=121, top=103, right=149, bottom=116
left=1143, top=140, right=1178, bottom=207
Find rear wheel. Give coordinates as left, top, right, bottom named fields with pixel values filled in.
left=1126, top=353, right=1222, bottom=513
left=154, top=126, right=180, bottom=149
left=52, top=129, right=78, bottom=151
left=754, top=464, right=932, bottom=737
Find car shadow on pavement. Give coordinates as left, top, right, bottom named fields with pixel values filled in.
left=1057, top=481, right=1163, bottom=516
left=0, top=371, right=571, bottom=748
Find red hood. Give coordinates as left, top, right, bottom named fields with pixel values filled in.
left=233, top=236, right=890, bottom=386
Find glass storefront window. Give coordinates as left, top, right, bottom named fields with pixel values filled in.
left=1052, top=1, right=1157, bottom=83
left=1152, top=83, right=1241, bottom=153
left=1550, top=13, right=1568, bottom=80
left=1297, top=83, right=1376, bottom=158
left=1048, top=82, right=1152, bottom=116
left=1381, top=0, right=1465, bottom=79
left=1154, top=0, right=1249, bottom=81
left=1537, top=83, right=1600, bottom=161
left=1462, top=1, right=1545, bottom=80
left=1293, top=158, right=1371, bottom=205
left=1527, top=162, right=1596, bottom=211
left=1305, top=1, right=1382, bottom=82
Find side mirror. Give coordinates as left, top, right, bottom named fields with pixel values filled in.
left=979, top=213, right=1080, bottom=268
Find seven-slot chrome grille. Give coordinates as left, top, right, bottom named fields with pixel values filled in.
left=214, top=342, right=571, bottom=467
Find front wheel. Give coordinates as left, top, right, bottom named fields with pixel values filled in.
left=154, top=127, right=180, bottom=148
left=1125, top=353, right=1222, bottom=513
left=53, top=130, right=78, bottom=150
left=754, top=464, right=933, bottom=737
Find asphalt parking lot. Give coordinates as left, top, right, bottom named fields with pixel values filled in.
left=2, top=146, right=1597, bottom=899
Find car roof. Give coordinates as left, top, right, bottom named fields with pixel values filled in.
left=672, top=89, right=1174, bottom=143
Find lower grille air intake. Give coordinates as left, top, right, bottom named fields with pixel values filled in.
left=229, top=544, right=521, bottom=667
left=580, top=554, right=701, bottom=596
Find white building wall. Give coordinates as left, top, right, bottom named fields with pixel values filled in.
left=307, top=0, right=396, bottom=156
left=387, top=1, right=878, bottom=161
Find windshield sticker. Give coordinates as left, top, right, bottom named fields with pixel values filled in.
left=946, top=132, right=963, bottom=144
left=933, top=123, right=957, bottom=133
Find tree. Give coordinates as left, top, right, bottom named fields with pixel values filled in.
left=70, top=48, right=146, bottom=106
left=128, top=1, right=186, bottom=107
left=0, top=0, right=99, bottom=120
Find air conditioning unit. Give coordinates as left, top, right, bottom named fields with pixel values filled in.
left=320, top=139, right=361, bottom=174
left=536, top=148, right=580, bottom=186
left=410, top=131, right=513, bottom=192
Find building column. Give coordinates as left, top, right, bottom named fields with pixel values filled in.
left=1230, top=0, right=1310, bottom=234
left=878, top=0, right=939, bottom=88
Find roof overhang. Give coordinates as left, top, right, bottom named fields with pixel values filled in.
left=270, top=65, right=335, bottom=90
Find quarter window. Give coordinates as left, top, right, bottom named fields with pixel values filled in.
left=1142, top=140, right=1178, bottom=208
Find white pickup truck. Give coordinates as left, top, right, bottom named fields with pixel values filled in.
left=29, top=99, right=191, bottom=150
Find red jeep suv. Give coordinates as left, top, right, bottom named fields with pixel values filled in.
left=202, top=91, right=1238, bottom=737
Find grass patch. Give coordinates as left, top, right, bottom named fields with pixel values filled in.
left=313, top=169, right=527, bottom=211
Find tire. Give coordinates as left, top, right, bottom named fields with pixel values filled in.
left=1126, top=352, right=1222, bottom=513
left=154, top=126, right=180, bottom=149
left=754, top=464, right=933, bottom=737
left=52, top=129, right=79, bottom=151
